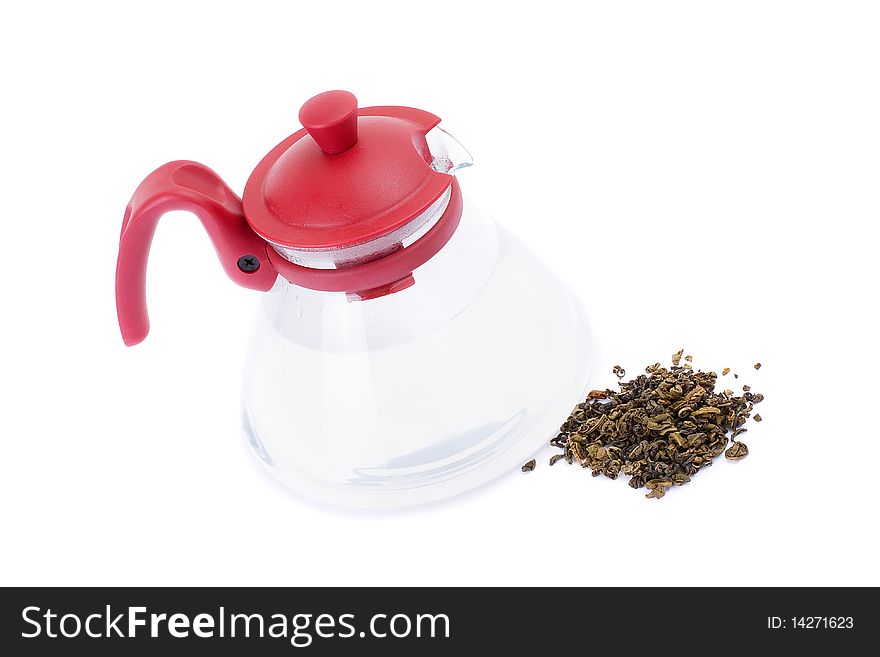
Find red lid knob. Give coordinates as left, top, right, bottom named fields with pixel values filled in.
left=298, top=90, right=359, bottom=154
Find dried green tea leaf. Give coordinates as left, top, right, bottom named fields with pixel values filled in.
left=549, top=454, right=565, bottom=466
left=722, top=367, right=730, bottom=376
left=613, top=365, right=626, bottom=379
left=725, top=441, right=749, bottom=460
left=753, top=414, right=762, bottom=422
left=754, top=362, right=762, bottom=370
left=521, top=459, right=536, bottom=472
left=672, top=349, right=684, bottom=366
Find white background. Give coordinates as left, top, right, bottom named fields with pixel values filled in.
left=1, top=1, right=878, bottom=587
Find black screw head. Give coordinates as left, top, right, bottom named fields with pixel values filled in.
left=237, top=255, right=260, bottom=273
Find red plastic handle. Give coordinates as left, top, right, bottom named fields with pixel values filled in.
left=115, top=161, right=277, bottom=346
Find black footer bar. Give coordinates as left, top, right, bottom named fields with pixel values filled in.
left=0, top=587, right=871, bottom=654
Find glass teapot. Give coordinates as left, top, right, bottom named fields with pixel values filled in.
left=116, top=90, right=593, bottom=507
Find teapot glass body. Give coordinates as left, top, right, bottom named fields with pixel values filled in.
left=242, top=190, right=593, bottom=507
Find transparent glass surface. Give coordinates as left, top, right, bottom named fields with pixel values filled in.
left=242, top=196, right=593, bottom=507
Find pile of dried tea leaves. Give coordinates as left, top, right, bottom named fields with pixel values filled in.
left=547, top=350, right=764, bottom=499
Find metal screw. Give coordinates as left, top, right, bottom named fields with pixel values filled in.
left=237, top=255, right=260, bottom=273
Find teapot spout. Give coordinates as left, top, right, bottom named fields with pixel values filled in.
left=424, top=126, right=473, bottom=175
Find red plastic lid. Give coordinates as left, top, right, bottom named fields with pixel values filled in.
left=242, top=90, right=453, bottom=250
